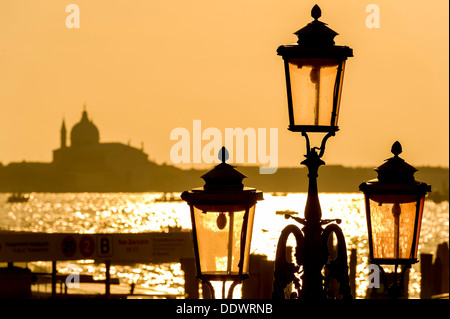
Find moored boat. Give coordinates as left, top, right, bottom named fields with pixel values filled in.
left=7, top=193, right=30, bottom=203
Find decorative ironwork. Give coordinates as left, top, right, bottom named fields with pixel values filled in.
left=272, top=132, right=353, bottom=300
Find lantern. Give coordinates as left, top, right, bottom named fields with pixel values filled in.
left=359, top=141, right=431, bottom=265
left=181, top=147, right=263, bottom=298
left=277, top=5, right=353, bottom=133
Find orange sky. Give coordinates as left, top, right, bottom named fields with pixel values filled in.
left=0, top=0, right=448, bottom=169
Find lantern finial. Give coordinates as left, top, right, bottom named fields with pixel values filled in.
left=311, top=5, right=321, bottom=20
left=391, top=141, right=402, bottom=157
left=218, top=146, right=229, bottom=164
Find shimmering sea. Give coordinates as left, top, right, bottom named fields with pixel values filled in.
left=0, top=192, right=448, bottom=299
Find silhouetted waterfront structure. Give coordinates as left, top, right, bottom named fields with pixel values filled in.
left=0, top=109, right=153, bottom=192
left=0, top=108, right=447, bottom=193
left=52, top=109, right=150, bottom=190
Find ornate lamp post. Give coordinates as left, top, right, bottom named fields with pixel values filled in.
left=181, top=147, right=263, bottom=299
left=359, top=141, right=431, bottom=298
left=272, top=5, right=353, bottom=300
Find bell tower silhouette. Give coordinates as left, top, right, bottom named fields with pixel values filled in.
left=60, top=119, right=67, bottom=149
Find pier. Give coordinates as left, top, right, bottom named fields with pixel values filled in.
left=0, top=230, right=195, bottom=298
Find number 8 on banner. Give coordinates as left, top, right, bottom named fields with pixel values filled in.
left=97, top=235, right=112, bottom=257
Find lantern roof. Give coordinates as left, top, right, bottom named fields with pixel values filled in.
left=359, top=141, right=431, bottom=194
left=181, top=147, right=263, bottom=206
left=200, top=147, right=246, bottom=191
left=277, top=5, right=353, bottom=59
left=201, top=162, right=246, bottom=191
left=294, top=5, right=338, bottom=47
left=375, top=141, right=418, bottom=184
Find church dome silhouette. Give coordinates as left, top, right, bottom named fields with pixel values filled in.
left=70, top=110, right=100, bottom=147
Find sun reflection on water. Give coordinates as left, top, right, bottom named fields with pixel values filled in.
left=0, top=192, right=447, bottom=299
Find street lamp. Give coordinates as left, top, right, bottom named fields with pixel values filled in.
left=181, top=147, right=263, bottom=299
left=277, top=4, right=353, bottom=133
left=359, top=141, right=431, bottom=298
left=272, top=5, right=353, bottom=300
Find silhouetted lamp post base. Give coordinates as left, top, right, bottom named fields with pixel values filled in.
left=272, top=131, right=353, bottom=300
left=370, top=263, right=411, bottom=299
left=272, top=5, right=353, bottom=300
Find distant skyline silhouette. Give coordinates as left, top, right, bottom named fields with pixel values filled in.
left=0, top=0, right=448, bottom=169
left=0, top=108, right=447, bottom=195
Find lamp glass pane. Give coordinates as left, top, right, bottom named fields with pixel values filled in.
left=242, top=205, right=256, bottom=273
left=192, top=204, right=255, bottom=275
left=413, top=196, right=425, bottom=259
left=288, top=58, right=344, bottom=127
left=368, top=194, right=419, bottom=260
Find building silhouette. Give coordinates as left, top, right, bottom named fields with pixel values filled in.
left=51, top=109, right=151, bottom=191
left=0, top=108, right=160, bottom=192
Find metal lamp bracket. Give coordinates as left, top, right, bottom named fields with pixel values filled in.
left=272, top=218, right=352, bottom=299
left=301, top=131, right=335, bottom=159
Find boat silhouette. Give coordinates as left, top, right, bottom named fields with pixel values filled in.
left=154, top=193, right=183, bottom=202
left=7, top=193, right=30, bottom=203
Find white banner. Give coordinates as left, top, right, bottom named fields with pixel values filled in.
left=0, top=231, right=194, bottom=263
